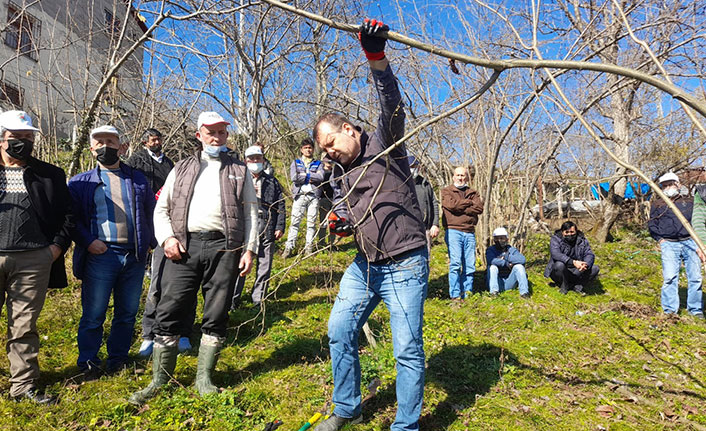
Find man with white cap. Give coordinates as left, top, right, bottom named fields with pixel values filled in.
left=485, top=227, right=529, bottom=298
left=231, top=145, right=286, bottom=308
left=648, top=172, right=703, bottom=318
left=0, top=110, right=73, bottom=403
left=68, top=124, right=156, bottom=378
left=130, top=112, right=258, bottom=405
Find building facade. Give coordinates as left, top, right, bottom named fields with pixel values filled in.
left=0, top=0, right=147, bottom=141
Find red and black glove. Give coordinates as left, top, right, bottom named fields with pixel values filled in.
left=358, top=18, right=389, bottom=61
left=328, top=212, right=354, bottom=237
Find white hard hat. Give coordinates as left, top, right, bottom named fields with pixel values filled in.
left=492, top=227, right=509, bottom=237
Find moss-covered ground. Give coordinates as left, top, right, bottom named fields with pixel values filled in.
left=1, top=230, right=705, bottom=430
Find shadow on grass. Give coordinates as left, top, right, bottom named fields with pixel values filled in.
left=214, top=336, right=328, bottom=388
left=427, top=272, right=489, bottom=300
left=363, top=342, right=513, bottom=429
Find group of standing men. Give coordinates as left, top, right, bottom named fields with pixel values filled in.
left=0, top=19, right=433, bottom=431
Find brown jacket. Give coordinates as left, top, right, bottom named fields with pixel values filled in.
left=441, top=185, right=484, bottom=232
left=169, top=151, right=247, bottom=250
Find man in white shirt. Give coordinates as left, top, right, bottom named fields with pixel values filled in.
left=130, top=112, right=258, bottom=405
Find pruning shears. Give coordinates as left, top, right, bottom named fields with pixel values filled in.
left=264, top=419, right=283, bottom=431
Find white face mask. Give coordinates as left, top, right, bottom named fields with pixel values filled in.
left=454, top=182, right=468, bottom=189
left=664, top=187, right=679, bottom=198
left=203, top=144, right=226, bottom=157
left=247, top=162, right=264, bottom=174
left=411, top=167, right=420, bottom=177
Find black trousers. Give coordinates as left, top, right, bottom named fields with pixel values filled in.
left=141, top=246, right=196, bottom=339
left=549, top=261, right=599, bottom=290
left=154, top=236, right=241, bottom=338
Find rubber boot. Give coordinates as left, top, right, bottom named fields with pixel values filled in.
left=194, top=344, right=220, bottom=395
left=128, top=344, right=178, bottom=406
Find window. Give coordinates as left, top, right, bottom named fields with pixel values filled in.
left=0, top=80, right=23, bottom=106
left=4, top=2, right=41, bottom=61
left=104, top=9, right=121, bottom=36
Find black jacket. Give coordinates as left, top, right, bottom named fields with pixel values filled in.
left=647, top=195, right=693, bottom=242
left=256, top=172, right=286, bottom=241
left=414, top=175, right=439, bottom=230
left=23, top=157, right=74, bottom=288
left=327, top=65, right=427, bottom=263
left=125, top=147, right=174, bottom=195
left=544, top=230, right=596, bottom=278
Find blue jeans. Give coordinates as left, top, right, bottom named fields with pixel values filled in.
left=328, top=248, right=428, bottom=431
left=445, top=229, right=476, bottom=298
left=659, top=239, right=703, bottom=315
left=487, top=264, right=529, bottom=295
left=77, top=245, right=145, bottom=369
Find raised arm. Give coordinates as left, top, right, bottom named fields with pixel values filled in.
left=359, top=19, right=406, bottom=149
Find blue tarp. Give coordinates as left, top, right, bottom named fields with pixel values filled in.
left=590, top=182, right=651, bottom=200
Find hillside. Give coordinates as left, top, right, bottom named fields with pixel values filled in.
left=1, top=230, right=705, bottom=430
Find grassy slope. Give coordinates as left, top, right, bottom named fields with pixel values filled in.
left=1, top=230, right=705, bottom=431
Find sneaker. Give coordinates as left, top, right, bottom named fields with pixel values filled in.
left=573, top=284, right=584, bottom=293
left=520, top=293, right=530, bottom=299
left=178, top=337, right=192, bottom=352
left=281, top=247, right=292, bottom=259
left=559, top=283, right=569, bottom=295
left=313, top=414, right=363, bottom=431
left=12, top=387, right=56, bottom=405
left=692, top=312, right=705, bottom=320
left=489, top=292, right=499, bottom=298
left=138, top=339, right=154, bottom=357
left=304, top=245, right=314, bottom=255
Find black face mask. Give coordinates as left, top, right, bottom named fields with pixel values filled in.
left=563, top=234, right=577, bottom=244
left=4, top=138, right=33, bottom=161
left=494, top=239, right=508, bottom=249
left=95, top=146, right=120, bottom=166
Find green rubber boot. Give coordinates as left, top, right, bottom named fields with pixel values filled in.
left=194, top=344, right=220, bottom=395
left=128, top=344, right=178, bottom=406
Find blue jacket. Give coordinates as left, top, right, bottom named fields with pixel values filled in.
left=486, top=244, right=526, bottom=276
left=290, top=158, right=325, bottom=198
left=544, top=230, right=595, bottom=277
left=647, top=195, right=693, bottom=242
left=68, top=163, right=156, bottom=280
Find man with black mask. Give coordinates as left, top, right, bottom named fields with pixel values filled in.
left=68, top=125, right=156, bottom=378
left=486, top=227, right=529, bottom=298
left=0, top=110, right=73, bottom=403
left=544, top=220, right=599, bottom=294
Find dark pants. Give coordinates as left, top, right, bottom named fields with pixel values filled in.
left=549, top=261, right=599, bottom=291
left=141, top=246, right=197, bottom=340
left=232, top=237, right=275, bottom=307
left=318, top=196, right=335, bottom=247
left=154, top=235, right=241, bottom=338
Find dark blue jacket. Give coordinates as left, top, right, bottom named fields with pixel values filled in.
left=68, top=163, right=156, bottom=280
left=486, top=244, right=526, bottom=276
left=256, top=172, right=286, bottom=242
left=544, top=230, right=595, bottom=278
left=647, top=195, right=693, bottom=242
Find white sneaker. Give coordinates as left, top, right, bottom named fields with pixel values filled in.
left=138, top=339, right=153, bottom=357
left=178, top=337, right=192, bottom=352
